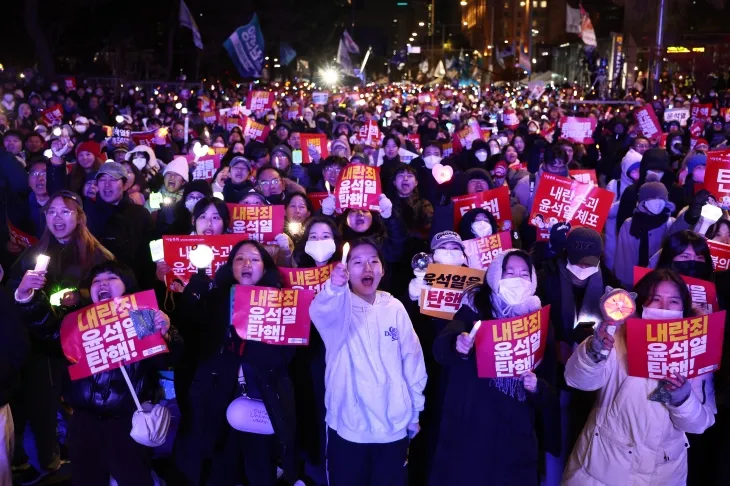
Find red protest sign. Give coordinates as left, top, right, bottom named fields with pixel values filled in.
left=227, top=204, right=285, bottom=243
left=474, top=306, right=551, bottom=378
left=559, top=116, right=597, bottom=144
left=691, top=103, right=712, bottom=121
left=635, top=104, right=662, bottom=142
left=131, top=129, right=156, bottom=147
left=202, top=111, right=218, bottom=124
left=417, top=93, right=432, bottom=104
left=626, top=311, right=725, bottom=379
left=335, top=164, right=382, bottom=212
left=708, top=240, right=730, bottom=271
left=162, top=234, right=247, bottom=292
left=242, top=116, right=271, bottom=143
left=7, top=220, right=39, bottom=249
left=452, top=121, right=484, bottom=153
left=307, top=192, right=329, bottom=212
left=60, top=290, right=168, bottom=381
left=356, top=120, right=382, bottom=147
left=569, top=169, right=598, bottom=185
left=452, top=186, right=512, bottom=231
left=463, top=232, right=513, bottom=271
left=225, top=117, right=242, bottom=131
left=42, top=104, right=64, bottom=126
left=529, top=173, right=613, bottom=238
left=187, top=154, right=221, bottom=182
left=300, top=134, right=329, bottom=163
left=278, top=263, right=335, bottom=295
left=503, top=109, right=519, bottom=129
left=634, top=266, right=719, bottom=314
left=231, top=286, right=315, bottom=345
left=419, top=264, right=486, bottom=320
left=703, top=150, right=730, bottom=206
left=64, top=77, right=76, bottom=90
left=246, top=91, right=276, bottom=111
left=408, top=134, right=421, bottom=151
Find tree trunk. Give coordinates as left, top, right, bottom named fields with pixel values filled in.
left=24, top=0, right=55, bottom=78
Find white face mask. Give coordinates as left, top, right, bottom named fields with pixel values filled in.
left=423, top=154, right=442, bottom=169
left=185, top=197, right=202, bottom=213
left=641, top=307, right=683, bottom=320
left=646, top=170, right=664, bottom=182
left=475, top=150, right=488, bottom=162
left=213, top=142, right=225, bottom=148
left=471, top=220, right=493, bottom=238
left=305, top=239, right=336, bottom=263
left=74, top=124, right=87, bottom=134
left=566, top=262, right=599, bottom=281
left=644, top=199, right=666, bottom=215
left=498, top=277, right=532, bottom=306
left=132, top=156, right=147, bottom=171
left=433, top=249, right=465, bottom=266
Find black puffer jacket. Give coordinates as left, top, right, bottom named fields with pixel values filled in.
left=17, top=287, right=183, bottom=417
left=0, top=288, right=30, bottom=407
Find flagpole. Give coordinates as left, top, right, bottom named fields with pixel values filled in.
left=651, top=0, right=667, bottom=96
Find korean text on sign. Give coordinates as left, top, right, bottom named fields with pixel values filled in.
left=227, top=204, right=285, bottom=243
left=60, top=290, right=168, bottom=380
left=626, top=311, right=726, bottom=379
left=452, top=186, right=512, bottom=231
left=162, top=234, right=247, bottom=292
left=633, top=266, right=719, bottom=314
left=634, top=105, right=662, bottom=141
left=559, top=116, right=597, bottom=144
left=246, top=91, right=274, bottom=111
left=419, top=263, right=485, bottom=320
left=474, top=306, right=551, bottom=378
left=301, top=134, right=329, bottom=163
left=335, top=164, right=382, bottom=211
left=703, top=150, right=730, bottom=207
left=189, top=154, right=221, bottom=182
left=708, top=240, right=730, bottom=271
left=231, top=286, right=316, bottom=345
left=463, top=232, right=513, bottom=271
left=279, top=263, right=335, bottom=294
left=242, top=116, right=271, bottom=142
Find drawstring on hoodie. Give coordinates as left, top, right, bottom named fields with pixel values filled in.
left=163, top=288, right=176, bottom=312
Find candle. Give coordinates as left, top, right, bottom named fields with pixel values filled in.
left=325, top=181, right=331, bottom=195
left=35, top=254, right=50, bottom=272
left=468, top=321, right=482, bottom=340
left=341, top=242, right=350, bottom=265
left=183, top=116, right=189, bottom=144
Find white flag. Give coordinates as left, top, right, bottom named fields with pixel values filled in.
left=434, top=60, right=446, bottom=78
left=566, top=6, right=581, bottom=34
left=179, top=0, right=203, bottom=49
left=579, top=6, right=597, bottom=47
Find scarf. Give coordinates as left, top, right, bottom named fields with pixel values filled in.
left=557, top=260, right=603, bottom=332
left=629, top=209, right=669, bottom=267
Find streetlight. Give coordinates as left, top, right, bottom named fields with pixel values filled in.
left=460, top=0, right=467, bottom=5
left=412, top=32, right=417, bottom=36
left=409, top=37, right=414, bottom=42
left=419, top=22, right=425, bottom=26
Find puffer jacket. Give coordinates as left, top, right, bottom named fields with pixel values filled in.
left=17, top=288, right=183, bottom=417
left=563, top=328, right=715, bottom=486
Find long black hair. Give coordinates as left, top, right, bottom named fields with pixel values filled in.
left=655, top=230, right=713, bottom=281
left=292, top=215, right=343, bottom=268
left=215, top=239, right=282, bottom=289
left=634, top=268, right=695, bottom=318
left=457, top=207, right=499, bottom=241
left=338, top=208, right=388, bottom=244
left=191, top=197, right=231, bottom=234
left=82, top=261, right=139, bottom=296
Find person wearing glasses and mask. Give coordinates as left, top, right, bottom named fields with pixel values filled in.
left=256, top=166, right=306, bottom=205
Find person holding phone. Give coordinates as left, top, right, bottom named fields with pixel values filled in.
left=562, top=268, right=716, bottom=485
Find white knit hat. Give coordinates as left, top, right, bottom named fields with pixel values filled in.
left=163, top=157, right=190, bottom=182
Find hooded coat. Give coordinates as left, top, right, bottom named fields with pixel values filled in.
left=605, top=149, right=642, bottom=270
left=429, top=249, right=556, bottom=486
left=514, top=165, right=570, bottom=216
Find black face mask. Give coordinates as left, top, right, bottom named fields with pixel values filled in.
left=671, top=260, right=712, bottom=281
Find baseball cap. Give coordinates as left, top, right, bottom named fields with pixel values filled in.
left=566, top=227, right=603, bottom=266
left=430, top=231, right=465, bottom=251
left=95, top=161, right=128, bottom=181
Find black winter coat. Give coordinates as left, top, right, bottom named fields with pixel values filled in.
left=0, top=288, right=30, bottom=407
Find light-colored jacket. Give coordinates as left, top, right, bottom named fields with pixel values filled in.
left=563, top=328, right=716, bottom=486
left=310, top=280, right=427, bottom=444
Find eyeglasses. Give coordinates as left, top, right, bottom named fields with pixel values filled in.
left=30, top=171, right=47, bottom=177
left=258, top=178, right=281, bottom=188
left=46, top=208, right=75, bottom=218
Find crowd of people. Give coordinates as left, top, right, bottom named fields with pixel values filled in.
left=0, top=75, right=729, bottom=486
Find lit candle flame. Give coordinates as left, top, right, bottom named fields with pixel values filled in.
left=325, top=181, right=331, bottom=195
left=288, top=221, right=303, bottom=235
left=35, top=254, right=50, bottom=272
left=341, top=242, right=350, bottom=265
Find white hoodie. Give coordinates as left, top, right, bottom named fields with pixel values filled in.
left=310, top=280, right=427, bottom=444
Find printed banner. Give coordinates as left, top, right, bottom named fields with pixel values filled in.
left=419, top=264, right=486, bottom=320
left=60, top=290, right=168, bottom=380
left=453, top=121, right=484, bottom=152
left=691, top=103, right=712, bottom=121
left=246, top=90, right=275, bottom=111
left=278, top=263, right=335, bottom=294
left=228, top=204, right=285, bottom=242
left=452, top=186, right=512, bottom=231
left=463, top=232, right=513, bottom=271
left=559, top=116, right=597, bottom=144
left=162, top=234, right=247, bottom=292
left=569, top=169, right=598, bottom=185
left=223, top=14, right=265, bottom=78
left=708, top=240, right=730, bottom=271
left=529, top=173, right=613, bottom=239
left=42, top=104, right=64, bottom=126
left=626, top=311, right=725, bottom=379
left=131, top=129, right=156, bottom=147
left=703, top=150, right=730, bottom=207
left=664, top=108, right=691, bottom=127
left=7, top=220, right=39, bottom=249
left=231, top=286, right=315, bottom=345
left=300, top=133, right=329, bottom=163
left=241, top=116, right=271, bottom=143
left=474, top=306, right=551, bottom=378
left=335, top=164, right=382, bottom=212
left=635, top=104, right=662, bottom=142
left=188, top=154, right=221, bottom=182
left=634, top=266, right=719, bottom=314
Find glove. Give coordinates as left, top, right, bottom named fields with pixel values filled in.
left=379, top=194, right=393, bottom=219
left=548, top=222, right=571, bottom=256
left=651, top=373, right=692, bottom=406
left=274, top=233, right=292, bottom=252
left=321, top=194, right=336, bottom=216
left=408, top=277, right=429, bottom=302
left=686, top=190, right=712, bottom=225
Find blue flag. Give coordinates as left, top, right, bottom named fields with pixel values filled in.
left=224, top=14, right=265, bottom=78
left=280, top=43, right=297, bottom=66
